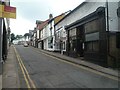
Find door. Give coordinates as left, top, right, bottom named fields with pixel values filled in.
left=77, top=26, right=84, bottom=57
left=41, top=40, right=44, bottom=50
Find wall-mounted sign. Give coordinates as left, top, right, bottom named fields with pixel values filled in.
left=0, top=5, right=16, bottom=19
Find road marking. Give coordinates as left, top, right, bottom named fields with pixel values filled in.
left=32, top=47, right=119, bottom=81
left=18, top=53, right=36, bottom=88
left=14, top=46, right=31, bottom=89
left=14, top=46, right=37, bottom=89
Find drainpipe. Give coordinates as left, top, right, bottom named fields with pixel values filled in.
left=106, top=0, right=110, bottom=67
left=0, top=18, right=3, bottom=63
left=106, top=0, right=109, bottom=49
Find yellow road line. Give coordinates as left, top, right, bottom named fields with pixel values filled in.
left=33, top=48, right=119, bottom=81
left=14, top=46, right=31, bottom=89
left=14, top=46, right=36, bottom=89
left=18, top=54, right=36, bottom=88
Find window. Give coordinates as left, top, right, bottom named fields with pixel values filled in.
left=86, top=41, right=99, bottom=52
left=63, top=42, right=66, bottom=50
left=48, top=37, right=53, bottom=48
left=70, top=39, right=76, bottom=51
left=86, top=42, right=92, bottom=51
left=69, top=28, right=76, bottom=37
left=92, top=41, right=99, bottom=51
left=56, top=43, right=60, bottom=49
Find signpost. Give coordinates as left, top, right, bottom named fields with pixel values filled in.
left=0, top=3, right=16, bottom=63
left=0, top=18, right=3, bottom=63
left=0, top=4, right=3, bottom=63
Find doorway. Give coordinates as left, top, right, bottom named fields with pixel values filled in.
left=77, top=26, right=84, bottom=57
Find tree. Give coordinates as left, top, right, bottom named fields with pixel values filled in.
left=11, top=33, right=16, bottom=43
left=16, top=35, right=23, bottom=40
left=24, top=33, right=30, bottom=40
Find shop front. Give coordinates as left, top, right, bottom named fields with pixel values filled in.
left=66, top=7, right=108, bottom=66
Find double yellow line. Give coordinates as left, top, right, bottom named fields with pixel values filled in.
left=13, top=46, right=36, bottom=89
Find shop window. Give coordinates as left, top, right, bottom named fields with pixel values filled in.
left=63, top=42, right=66, bottom=50
left=86, top=42, right=92, bottom=51
left=56, top=43, right=60, bottom=49
left=70, top=39, right=76, bottom=51
left=92, top=41, right=99, bottom=52
left=86, top=41, right=99, bottom=52
left=48, top=37, right=53, bottom=48
left=48, top=43, right=53, bottom=48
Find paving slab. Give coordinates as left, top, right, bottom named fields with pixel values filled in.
left=2, top=46, right=20, bottom=88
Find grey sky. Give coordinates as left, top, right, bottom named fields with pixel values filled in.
left=11, top=1, right=51, bottom=22
left=10, top=0, right=85, bottom=35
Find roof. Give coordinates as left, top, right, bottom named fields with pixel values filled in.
left=65, top=7, right=105, bottom=30
left=54, top=1, right=87, bottom=26
left=49, top=10, right=71, bottom=24
left=54, top=13, right=66, bottom=24
left=37, top=19, right=49, bottom=30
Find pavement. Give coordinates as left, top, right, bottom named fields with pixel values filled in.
left=1, top=45, right=119, bottom=88
left=2, top=45, right=20, bottom=88
left=0, top=62, right=2, bottom=90
left=0, top=75, right=2, bottom=90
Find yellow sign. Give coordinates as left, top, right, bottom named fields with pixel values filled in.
left=0, top=5, right=4, bottom=17
left=0, top=5, right=16, bottom=19
left=3, top=11, right=16, bottom=18
left=0, top=5, right=4, bottom=12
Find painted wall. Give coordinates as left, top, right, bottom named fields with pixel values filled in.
left=43, top=25, right=49, bottom=50
left=118, top=1, right=120, bottom=31
left=107, top=2, right=119, bottom=31
left=36, top=29, right=39, bottom=39
left=55, top=2, right=105, bottom=30
left=47, top=20, right=55, bottom=51
left=56, top=1, right=120, bottom=32
left=55, top=2, right=106, bottom=52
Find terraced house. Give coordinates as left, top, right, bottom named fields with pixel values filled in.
left=55, top=0, right=120, bottom=67
left=32, top=0, right=120, bottom=68
left=35, top=13, right=67, bottom=51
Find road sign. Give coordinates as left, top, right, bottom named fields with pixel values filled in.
left=0, top=5, right=16, bottom=19
left=0, top=5, right=4, bottom=17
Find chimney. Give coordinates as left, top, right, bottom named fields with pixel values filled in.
left=49, top=14, right=53, bottom=20
left=36, top=20, right=43, bottom=25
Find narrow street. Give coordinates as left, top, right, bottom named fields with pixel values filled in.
left=14, top=45, right=118, bottom=88
left=1, top=0, right=120, bottom=89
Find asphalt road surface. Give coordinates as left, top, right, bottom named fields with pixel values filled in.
left=15, top=45, right=119, bottom=88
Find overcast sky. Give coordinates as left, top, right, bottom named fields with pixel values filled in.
left=10, top=0, right=85, bottom=35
